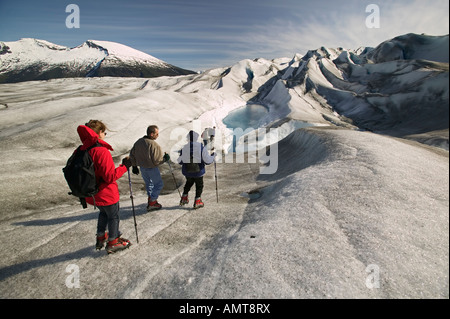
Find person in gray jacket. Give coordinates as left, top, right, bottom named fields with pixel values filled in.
left=129, top=125, right=169, bottom=211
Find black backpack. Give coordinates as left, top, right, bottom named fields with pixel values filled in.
left=63, top=142, right=101, bottom=208
left=184, top=143, right=202, bottom=173
left=185, top=153, right=201, bottom=173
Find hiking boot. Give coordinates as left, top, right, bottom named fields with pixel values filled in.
left=193, top=198, right=204, bottom=209
left=147, top=200, right=162, bottom=211
left=180, top=194, right=189, bottom=206
left=96, top=232, right=108, bottom=250
left=106, top=237, right=131, bottom=254
left=118, top=236, right=131, bottom=247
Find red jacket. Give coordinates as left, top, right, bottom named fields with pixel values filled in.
left=77, top=125, right=128, bottom=206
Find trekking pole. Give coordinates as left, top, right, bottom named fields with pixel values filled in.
left=214, top=156, right=219, bottom=203
left=167, top=159, right=182, bottom=198
left=127, top=168, right=139, bottom=243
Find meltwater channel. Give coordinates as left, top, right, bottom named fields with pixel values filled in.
left=222, top=104, right=315, bottom=152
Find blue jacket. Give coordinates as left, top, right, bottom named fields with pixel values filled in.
left=177, top=141, right=215, bottom=177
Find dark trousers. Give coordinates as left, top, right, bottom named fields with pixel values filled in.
left=183, top=176, right=204, bottom=198
left=97, top=202, right=120, bottom=241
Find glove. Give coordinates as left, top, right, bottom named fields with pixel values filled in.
left=163, top=153, right=170, bottom=162
left=132, top=166, right=140, bottom=175
left=121, top=157, right=132, bottom=169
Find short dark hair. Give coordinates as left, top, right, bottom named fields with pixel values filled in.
left=147, top=125, right=158, bottom=136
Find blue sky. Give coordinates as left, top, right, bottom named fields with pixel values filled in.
left=0, top=0, right=448, bottom=71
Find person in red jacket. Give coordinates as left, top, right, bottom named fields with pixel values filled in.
left=78, top=120, right=132, bottom=254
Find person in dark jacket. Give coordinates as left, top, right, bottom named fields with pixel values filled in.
left=79, top=120, right=132, bottom=254
left=177, top=130, right=215, bottom=209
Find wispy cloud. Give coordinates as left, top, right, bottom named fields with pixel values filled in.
left=211, top=0, right=450, bottom=63
left=1, top=0, right=448, bottom=71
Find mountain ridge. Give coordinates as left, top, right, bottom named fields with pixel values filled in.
left=0, top=38, right=196, bottom=83
left=241, top=33, right=449, bottom=142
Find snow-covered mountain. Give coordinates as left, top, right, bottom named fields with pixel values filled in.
left=0, top=38, right=195, bottom=83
